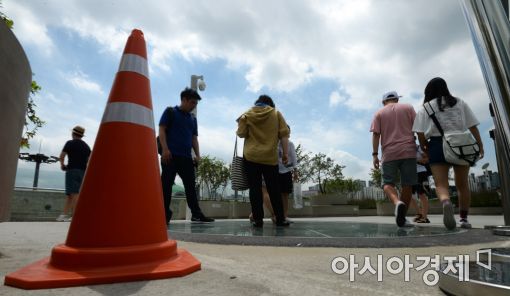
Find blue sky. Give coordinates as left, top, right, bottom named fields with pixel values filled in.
left=5, top=0, right=497, bottom=189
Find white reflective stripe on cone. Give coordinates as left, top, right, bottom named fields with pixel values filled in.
left=118, top=53, right=149, bottom=79
left=101, top=102, right=154, bottom=130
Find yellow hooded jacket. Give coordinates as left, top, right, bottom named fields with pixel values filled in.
left=237, top=106, right=290, bottom=165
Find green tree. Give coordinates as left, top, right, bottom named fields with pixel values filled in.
left=328, top=178, right=362, bottom=193
left=21, top=81, right=44, bottom=148
left=369, top=167, right=382, bottom=187
left=196, top=155, right=230, bottom=200
left=1, top=2, right=45, bottom=148
left=309, top=153, right=344, bottom=194
left=294, top=144, right=313, bottom=184
left=0, top=1, right=13, bottom=29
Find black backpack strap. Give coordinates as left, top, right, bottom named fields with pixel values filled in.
left=166, top=106, right=175, bottom=127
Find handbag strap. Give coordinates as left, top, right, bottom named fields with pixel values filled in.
left=425, top=102, right=478, bottom=166
left=233, top=135, right=239, bottom=157
left=424, top=102, right=445, bottom=136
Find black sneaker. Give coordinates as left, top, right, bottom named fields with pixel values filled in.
left=275, top=220, right=290, bottom=227
left=284, top=218, right=294, bottom=224
left=395, top=202, right=407, bottom=227
left=251, top=220, right=263, bottom=228
left=191, top=216, right=215, bottom=223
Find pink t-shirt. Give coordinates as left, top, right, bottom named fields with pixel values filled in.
left=370, top=103, right=416, bottom=163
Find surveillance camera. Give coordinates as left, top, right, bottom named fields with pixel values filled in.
left=197, top=79, right=206, bottom=91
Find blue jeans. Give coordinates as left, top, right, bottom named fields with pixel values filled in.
left=161, top=156, right=203, bottom=223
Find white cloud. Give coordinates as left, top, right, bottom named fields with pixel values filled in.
left=292, top=121, right=372, bottom=180
left=203, top=96, right=248, bottom=120
left=197, top=125, right=237, bottom=164
left=10, top=0, right=483, bottom=109
left=42, top=92, right=64, bottom=105
left=295, top=119, right=359, bottom=153
left=329, top=150, right=372, bottom=181
left=66, top=71, right=104, bottom=94
left=11, top=0, right=497, bottom=185
left=61, top=16, right=129, bottom=56
left=329, top=91, right=346, bottom=107
left=4, top=1, right=55, bottom=55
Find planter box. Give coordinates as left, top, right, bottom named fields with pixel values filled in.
left=376, top=202, right=418, bottom=216
left=309, top=194, right=349, bottom=206
left=200, top=200, right=230, bottom=218
left=358, top=208, right=378, bottom=216
left=469, top=207, right=503, bottom=215
left=230, top=201, right=252, bottom=219
left=288, top=205, right=313, bottom=217
left=312, top=205, right=359, bottom=216
left=170, top=198, right=186, bottom=220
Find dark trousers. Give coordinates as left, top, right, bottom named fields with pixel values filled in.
left=244, top=159, right=285, bottom=223
left=161, top=156, right=203, bottom=222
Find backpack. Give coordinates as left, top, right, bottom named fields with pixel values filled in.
left=157, top=107, right=174, bottom=155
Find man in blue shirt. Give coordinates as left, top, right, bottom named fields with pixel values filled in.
left=159, top=88, right=214, bottom=224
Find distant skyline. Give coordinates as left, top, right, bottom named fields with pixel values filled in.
left=6, top=0, right=499, bottom=189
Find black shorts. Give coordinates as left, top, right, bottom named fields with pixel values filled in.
left=428, top=136, right=448, bottom=165
left=412, top=171, right=431, bottom=195
left=65, top=169, right=85, bottom=195
left=278, top=172, right=293, bottom=194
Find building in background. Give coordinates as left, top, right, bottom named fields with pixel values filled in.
left=469, top=171, right=500, bottom=192
left=354, top=180, right=367, bottom=189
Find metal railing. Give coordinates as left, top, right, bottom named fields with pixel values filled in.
left=14, top=186, right=65, bottom=192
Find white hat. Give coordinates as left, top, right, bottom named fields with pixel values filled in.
left=382, top=91, right=402, bottom=102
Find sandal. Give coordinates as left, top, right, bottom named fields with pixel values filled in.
left=416, top=217, right=430, bottom=223
left=413, top=214, right=423, bottom=222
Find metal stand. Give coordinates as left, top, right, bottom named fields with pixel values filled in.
left=438, top=2, right=510, bottom=294
left=439, top=248, right=510, bottom=295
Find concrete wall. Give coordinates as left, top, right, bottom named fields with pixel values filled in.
left=0, top=23, right=32, bottom=222
left=11, top=189, right=185, bottom=221
left=10, top=189, right=363, bottom=221
left=10, top=189, right=65, bottom=221
left=11, top=189, right=504, bottom=221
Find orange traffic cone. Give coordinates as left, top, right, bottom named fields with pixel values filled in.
left=4, top=29, right=201, bottom=289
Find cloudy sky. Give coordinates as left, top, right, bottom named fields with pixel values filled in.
left=5, top=0, right=497, bottom=189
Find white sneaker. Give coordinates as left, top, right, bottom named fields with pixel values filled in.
left=442, top=202, right=456, bottom=230
left=459, top=219, right=472, bottom=229
left=56, top=214, right=68, bottom=222
left=402, top=219, right=414, bottom=228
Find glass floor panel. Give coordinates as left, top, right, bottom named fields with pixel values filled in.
left=169, top=220, right=463, bottom=238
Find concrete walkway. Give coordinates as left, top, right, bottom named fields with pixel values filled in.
left=1, top=216, right=508, bottom=296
